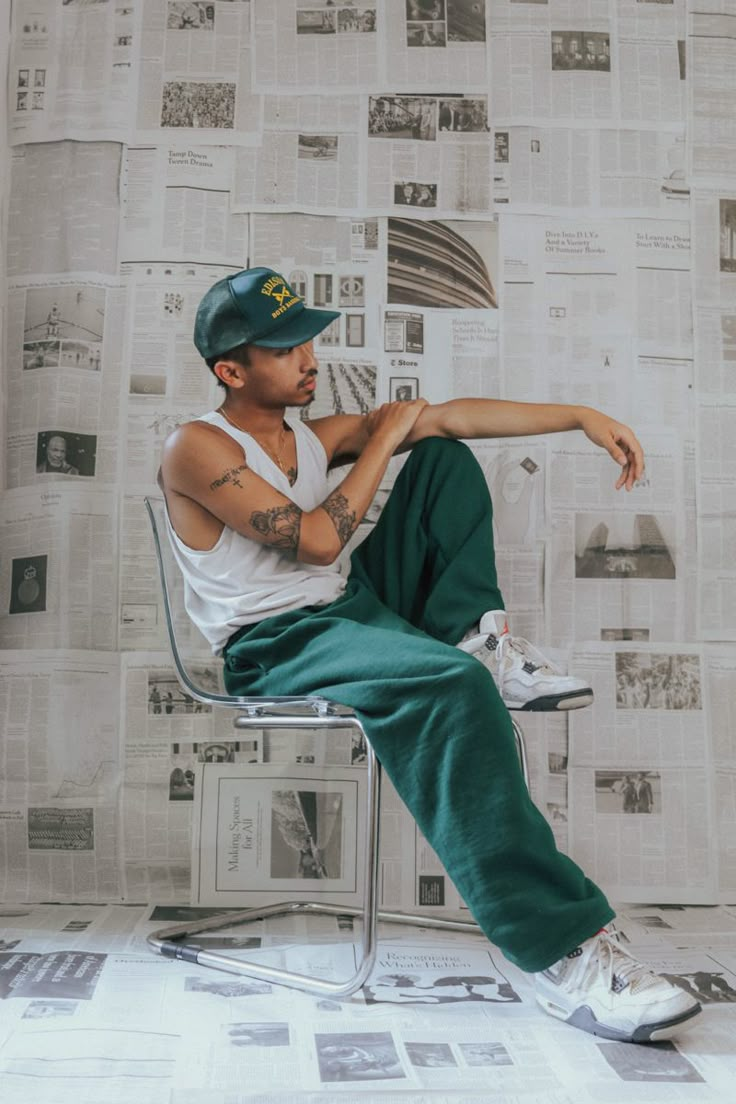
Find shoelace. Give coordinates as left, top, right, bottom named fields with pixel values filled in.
left=493, top=632, right=560, bottom=677
left=563, top=934, right=661, bottom=996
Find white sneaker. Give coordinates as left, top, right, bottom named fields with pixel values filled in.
left=535, top=930, right=702, bottom=1043
left=458, top=611, right=594, bottom=711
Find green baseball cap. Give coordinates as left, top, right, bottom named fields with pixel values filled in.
left=194, top=267, right=340, bottom=359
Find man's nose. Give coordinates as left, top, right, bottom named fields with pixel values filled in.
left=300, top=342, right=317, bottom=370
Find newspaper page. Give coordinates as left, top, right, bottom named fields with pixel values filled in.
left=696, top=400, right=736, bottom=640
left=689, top=8, right=736, bottom=184
left=383, top=0, right=488, bottom=89
left=0, top=484, right=118, bottom=652
left=547, top=431, right=687, bottom=645
left=252, top=0, right=379, bottom=90
left=567, top=642, right=716, bottom=904
left=134, top=0, right=261, bottom=145
left=0, top=650, right=122, bottom=903
left=231, top=95, right=361, bottom=214
left=121, top=652, right=261, bottom=902
left=7, top=142, right=121, bottom=278
left=120, top=145, right=249, bottom=264
left=492, top=126, right=689, bottom=215
left=490, top=0, right=685, bottom=125
left=490, top=13, right=616, bottom=123
left=5, top=275, right=127, bottom=490
left=192, top=762, right=368, bottom=907
left=365, top=94, right=492, bottom=216
left=8, top=0, right=136, bottom=144
left=692, top=189, right=736, bottom=637
left=705, top=646, right=736, bottom=899
left=692, top=189, right=736, bottom=398
left=498, top=213, right=693, bottom=425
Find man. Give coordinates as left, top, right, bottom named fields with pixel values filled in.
left=37, top=434, right=79, bottom=475
left=158, top=266, right=701, bottom=1043
left=635, top=772, right=654, bottom=814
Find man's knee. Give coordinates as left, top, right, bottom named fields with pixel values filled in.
left=409, top=436, right=473, bottom=463
left=443, top=648, right=495, bottom=697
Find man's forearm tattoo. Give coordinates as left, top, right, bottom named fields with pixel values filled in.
left=210, top=463, right=247, bottom=491
left=250, top=504, right=302, bottom=555
left=322, top=489, right=358, bottom=548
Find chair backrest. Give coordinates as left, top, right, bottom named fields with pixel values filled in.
left=144, top=496, right=242, bottom=706
left=144, top=496, right=342, bottom=714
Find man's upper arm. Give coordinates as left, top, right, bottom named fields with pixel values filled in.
left=161, top=423, right=314, bottom=560
left=307, top=414, right=370, bottom=465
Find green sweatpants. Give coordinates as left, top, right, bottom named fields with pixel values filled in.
left=223, top=437, right=614, bottom=972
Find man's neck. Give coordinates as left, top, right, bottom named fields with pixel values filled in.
left=218, top=399, right=287, bottom=438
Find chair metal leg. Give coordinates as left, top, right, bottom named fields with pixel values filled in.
left=148, top=716, right=531, bottom=996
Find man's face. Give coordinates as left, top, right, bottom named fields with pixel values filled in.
left=46, top=436, right=67, bottom=467
left=244, top=341, right=319, bottom=407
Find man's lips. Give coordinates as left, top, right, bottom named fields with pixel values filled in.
left=300, top=375, right=317, bottom=390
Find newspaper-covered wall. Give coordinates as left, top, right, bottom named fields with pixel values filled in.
left=1, top=0, right=735, bottom=919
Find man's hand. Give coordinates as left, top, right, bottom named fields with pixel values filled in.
left=578, top=409, right=645, bottom=491
left=365, top=399, right=429, bottom=450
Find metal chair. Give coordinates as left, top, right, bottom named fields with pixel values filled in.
left=144, top=495, right=529, bottom=997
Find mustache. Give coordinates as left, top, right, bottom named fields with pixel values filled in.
left=299, top=371, right=318, bottom=387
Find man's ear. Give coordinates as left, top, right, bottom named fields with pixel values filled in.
left=213, top=358, right=246, bottom=389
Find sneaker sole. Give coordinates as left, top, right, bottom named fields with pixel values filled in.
left=536, top=995, right=702, bottom=1043
left=505, top=690, right=594, bottom=712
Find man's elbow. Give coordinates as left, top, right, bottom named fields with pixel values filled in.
left=297, top=521, right=342, bottom=567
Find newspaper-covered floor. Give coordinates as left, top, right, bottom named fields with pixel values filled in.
left=2, top=902, right=736, bottom=1103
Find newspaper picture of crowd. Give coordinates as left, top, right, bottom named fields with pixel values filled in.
left=615, top=652, right=702, bottom=711
left=161, top=80, right=235, bottom=128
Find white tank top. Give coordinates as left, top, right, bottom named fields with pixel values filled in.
left=164, top=411, right=347, bottom=654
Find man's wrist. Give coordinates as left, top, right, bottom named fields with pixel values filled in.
left=571, top=404, right=591, bottom=431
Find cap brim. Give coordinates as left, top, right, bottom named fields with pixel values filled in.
left=252, top=306, right=340, bottom=348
